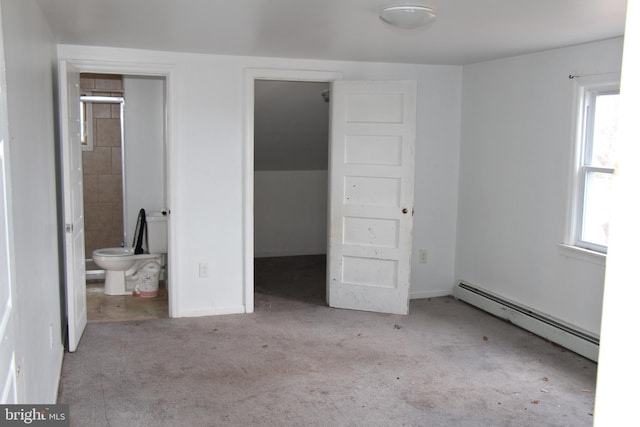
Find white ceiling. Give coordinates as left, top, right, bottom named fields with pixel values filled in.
left=36, top=0, right=627, bottom=65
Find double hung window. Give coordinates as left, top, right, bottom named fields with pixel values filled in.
left=572, top=76, right=620, bottom=253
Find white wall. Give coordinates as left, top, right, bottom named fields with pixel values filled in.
left=57, top=45, right=462, bottom=315
left=254, top=80, right=329, bottom=171
left=254, top=170, right=327, bottom=257
left=456, top=38, right=624, bottom=336
left=123, top=76, right=166, bottom=243
left=1, top=0, right=63, bottom=402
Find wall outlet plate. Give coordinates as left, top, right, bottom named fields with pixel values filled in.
left=199, top=262, right=209, bottom=278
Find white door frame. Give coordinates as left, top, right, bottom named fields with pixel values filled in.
left=58, top=58, right=179, bottom=317
left=0, top=22, right=19, bottom=402
left=243, top=68, right=341, bottom=313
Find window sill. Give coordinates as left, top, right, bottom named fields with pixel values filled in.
left=557, top=244, right=606, bottom=266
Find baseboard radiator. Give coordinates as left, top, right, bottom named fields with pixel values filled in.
left=453, top=282, right=599, bottom=362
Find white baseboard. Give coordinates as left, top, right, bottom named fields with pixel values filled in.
left=178, top=305, right=246, bottom=318
left=453, top=282, right=599, bottom=362
left=52, top=344, right=64, bottom=403
left=410, top=289, right=451, bottom=300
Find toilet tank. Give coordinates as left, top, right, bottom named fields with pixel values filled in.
left=146, top=211, right=168, bottom=254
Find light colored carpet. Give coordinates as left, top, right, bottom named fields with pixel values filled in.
left=60, top=256, right=596, bottom=427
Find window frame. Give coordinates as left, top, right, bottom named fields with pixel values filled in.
left=80, top=93, right=93, bottom=152
left=570, top=74, right=620, bottom=254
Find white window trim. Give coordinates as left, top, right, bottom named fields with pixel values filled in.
left=565, top=72, right=620, bottom=259
left=557, top=243, right=606, bottom=266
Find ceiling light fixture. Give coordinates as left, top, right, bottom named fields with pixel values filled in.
left=379, top=5, right=437, bottom=30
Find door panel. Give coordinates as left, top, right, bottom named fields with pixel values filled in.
left=60, top=61, right=87, bottom=352
left=327, top=80, right=416, bottom=315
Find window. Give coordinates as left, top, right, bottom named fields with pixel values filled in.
left=80, top=95, right=93, bottom=151
left=572, top=75, right=620, bottom=253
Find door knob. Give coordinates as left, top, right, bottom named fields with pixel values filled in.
left=402, top=208, right=408, bottom=214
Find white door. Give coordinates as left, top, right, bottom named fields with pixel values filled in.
left=0, top=43, right=18, bottom=402
left=327, top=80, right=416, bottom=315
left=60, top=61, right=87, bottom=351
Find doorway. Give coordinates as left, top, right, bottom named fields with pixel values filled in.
left=59, top=59, right=176, bottom=351
left=243, top=69, right=417, bottom=314
left=79, top=73, right=168, bottom=322
left=244, top=71, right=417, bottom=316
left=243, top=69, right=340, bottom=313
left=253, top=79, right=330, bottom=306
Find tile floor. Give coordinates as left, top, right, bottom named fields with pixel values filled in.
left=86, top=280, right=168, bottom=323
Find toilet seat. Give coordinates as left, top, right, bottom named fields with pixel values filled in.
left=92, top=248, right=162, bottom=295
left=93, top=247, right=134, bottom=257
left=93, top=247, right=159, bottom=262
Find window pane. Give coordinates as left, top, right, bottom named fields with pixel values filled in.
left=589, top=93, right=620, bottom=168
left=582, top=171, right=613, bottom=247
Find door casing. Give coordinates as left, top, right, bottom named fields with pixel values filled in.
left=245, top=71, right=417, bottom=315
left=243, top=69, right=341, bottom=313
left=58, top=58, right=178, bottom=320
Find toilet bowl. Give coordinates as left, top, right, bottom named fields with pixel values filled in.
left=92, top=248, right=162, bottom=295
left=92, top=210, right=168, bottom=296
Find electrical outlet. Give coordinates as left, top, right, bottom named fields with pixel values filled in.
left=199, top=262, right=209, bottom=278
left=419, top=249, right=428, bottom=264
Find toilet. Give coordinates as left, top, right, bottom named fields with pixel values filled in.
left=92, top=211, right=168, bottom=296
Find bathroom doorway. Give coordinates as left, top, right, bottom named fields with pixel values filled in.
left=59, top=59, right=176, bottom=350
left=80, top=73, right=169, bottom=322
left=253, top=79, right=330, bottom=307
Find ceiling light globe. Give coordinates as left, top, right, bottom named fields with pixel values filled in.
left=379, top=5, right=437, bottom=30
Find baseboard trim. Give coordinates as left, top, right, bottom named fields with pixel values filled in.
left=178, top=305, right=246, bottom=318
left=52, top=344, right=64, bottom=403
left=453, top=281, right=599, bottom=362
left=410, top=289, right=451, bottom=300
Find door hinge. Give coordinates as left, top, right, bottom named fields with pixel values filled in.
left=65, top=224, right=73, bottom=233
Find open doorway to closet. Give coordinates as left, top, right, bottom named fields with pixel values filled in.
left=245, top=70, right=416, bottom=315
left=253, top=80, right=330, bottom=307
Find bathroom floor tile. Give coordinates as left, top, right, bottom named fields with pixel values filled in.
left=86, top=280, right=168, bottom=323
